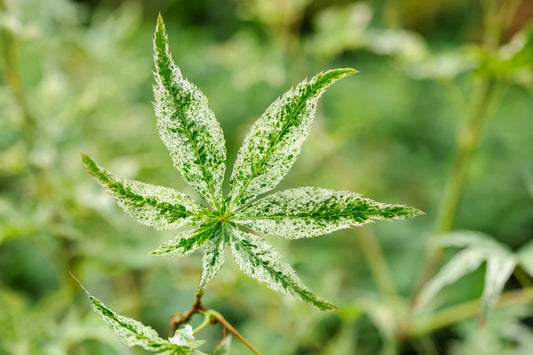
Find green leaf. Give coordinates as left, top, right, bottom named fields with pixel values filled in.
left=74, top=277, right=205, bottom=354
left=517, top=239, right=533, bottom=277
left=154, top=14, right=226, bottom=210
left=234, top=187, right=422, bottom=239
left=82, top=154, right=205, bottom=230
left=228, top=68, right=357, bottom=209
left=198, top=228, right=226, bottom=291
left=228, top=225, right=336, bottom=311
left=150, top=221, right=218, bottom=256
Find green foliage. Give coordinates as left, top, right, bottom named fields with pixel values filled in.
left=83, top=14, right=421, bottom=314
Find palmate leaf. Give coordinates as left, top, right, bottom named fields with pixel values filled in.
left=227, top=68, right=357, bottom=209
left=82, top=154, right=206, bottom=230
left=417, top=231, right=517, bottom=319
left=74, top=277, right=206, bottom=354
left=154, top=14, right=226, bottom=210
left=228, top=225, right=336, bottom=311
left=234, top=187, right=422, bottom=239
left=82, top=15, right=423, bottom=318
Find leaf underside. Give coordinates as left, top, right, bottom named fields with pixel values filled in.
left=234, top=187, right=422, bottom=239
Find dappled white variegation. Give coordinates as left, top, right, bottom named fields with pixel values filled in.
left=227, top=68, right=357, bottom=209
left=417, top=231, right=521, bottom=319
left=198, top=232, right=226, bottom=291
left=228, top=225, right=336, bottom=311
left=82, top=154, right=206, bottom=230
left=153, top=15, right=226, bottom=210
left=234, top=187, right=420, bottom=239
left=75, top=278, right=206, bottom=354
left=169, top=325, right=205, bottom=349
left=83, top=14, right=422, bottom=313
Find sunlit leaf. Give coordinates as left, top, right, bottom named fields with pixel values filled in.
left=228, top=225, right=336, bottom=311
left=234, top=187, right=422, bottom=239
left=154, top=14, right=226, bottom=210
left=82, top=154, right=206, bottom=230
left=228, top=68, right=357, bottom=209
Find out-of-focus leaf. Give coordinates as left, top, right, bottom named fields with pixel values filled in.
left=517, top=239, right=533, bottom=277
left=417, top=231, right=517, bottom=317
left=214, top=334, right=232, bottom=355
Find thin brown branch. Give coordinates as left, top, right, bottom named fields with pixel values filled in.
left=169, top=290, right=261, bottom=354
left=210, top=311, right=261, bottom=355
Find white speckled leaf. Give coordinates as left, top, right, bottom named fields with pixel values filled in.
left=228, top=68, right=357, bottom=209
left=150, top=221, right=218, bottom=256
left=234, top=187, right=422, bottom=239
left=198, top=228, right=226, bottom=290
left=154, top=15, right=226, bottom=210
left=76, top=279, right=205, bottom=354
left=228, top=225, right=336, bottom=311
left=82, top=154, right=206, bottom=230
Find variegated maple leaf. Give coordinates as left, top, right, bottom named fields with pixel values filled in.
left=83, top=14, right=422, bottom=312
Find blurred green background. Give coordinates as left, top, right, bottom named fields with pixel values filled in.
left=1, top=0, right=532, bottom=354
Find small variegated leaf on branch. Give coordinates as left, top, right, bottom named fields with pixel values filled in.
left=154, top=14, right=226, bottom=210
left=73, top=276, right=206, bottom=354
left=234, top=187, right=422, bottom=239
left=228, top=68, right=357, bottom=209
left=150, top=221, right=219, bottom=256
left=82, top=154, right=206, bottom=230
left=228, top=225, right=336, bottom=311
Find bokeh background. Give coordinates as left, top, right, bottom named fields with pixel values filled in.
left=1, top=0, right=532, bottom=354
